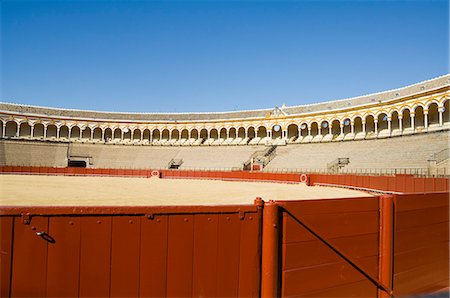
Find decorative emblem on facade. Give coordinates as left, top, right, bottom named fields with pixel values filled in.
left=266, top=106, right=286, bottom=119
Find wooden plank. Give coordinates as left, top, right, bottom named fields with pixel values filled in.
left=192, top=214, right=219, bottom=297
left=295, top=280, right=377, bottom=298
left=110, top=216, right=141, bottom=297
left=11, top=216, right=48, bottom=297
left=282, top=256, right=378, bottom=297
left=394, top=222, right=448, bottom=252
left=283, top=211, right=379, bottom=244
left=139, top=215, right=168, bottom=297
left=46, top=217, right=81, bottom=297
left=395, top=193, right=449, bottom=211
left=79, top=216, right=112, bottom=297
left=0, top=217, right=14, bottom=298
left=280, top=197, right=378, bottom=216
left=238, top=212, right=261, bottom=297
left=394, top=241, right=448, bottom=274
left=395, top=206, right=448, bottom=230
left=216, top=213, right=241, bottom=297
left=166, top=215, right=194, bottom=297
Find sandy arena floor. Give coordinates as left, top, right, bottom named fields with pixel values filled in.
left=0, top=174, right=372, bottom=206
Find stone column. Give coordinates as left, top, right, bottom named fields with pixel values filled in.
left=438, top=108, right=444, bottom=126
left=2, top=122, right=5, bottom=138
left=30, top=125, right=34, bottom=138
left=350, top=122, right=354, bottom=134
left=424, top=110, right=429, bottom=130
left=121, top=130, right=124, bottom=141
left=362, top=121, right=366, bottom=135
left=340, top=124, right=344, bottom=135
left=374, top=120, right=378, bottom=134
left=307, top=127, right=311, bottom=136
left=56, top=126, right=60, bottom=140
left=398, top=116, right=403, bottom=133
left=411, top=113, right=415, bottom=133
left=43, top=125, right=47, bottom=140
left=16, top=123, right=20, bottom=137
left=387, top=117, right=391, bottom=135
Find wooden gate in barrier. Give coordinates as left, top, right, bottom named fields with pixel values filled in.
left=261, top=193, right=449, bottom=297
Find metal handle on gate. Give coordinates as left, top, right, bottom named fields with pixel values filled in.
left=35, top=231, right=56, bottom=243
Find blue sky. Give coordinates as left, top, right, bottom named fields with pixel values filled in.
left=1, top=0, right=448, bottom=113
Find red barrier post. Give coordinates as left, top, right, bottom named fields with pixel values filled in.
left=378, top=195, right=394, bottom=298
left=261, top=200, right=280, bottom=298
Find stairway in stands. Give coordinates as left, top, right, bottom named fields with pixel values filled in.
left=243, top=145, right=277, bottom=171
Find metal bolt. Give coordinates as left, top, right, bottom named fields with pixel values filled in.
left=69, top=221, right=74, bottom=225
left=226, top=217, right=230, bottom=221
left=249, top=216, right=253, bottom=220
left=129, top=220, right=133, bottom=224
left=97, top=220, right=102, bottom=224
left=31, top=226, right=36, bottom=230
left=156, top=218, right=160, bottom=222
left=207, top=218, right=211, bottom=221
left=184, top=218, right=188, bottom=222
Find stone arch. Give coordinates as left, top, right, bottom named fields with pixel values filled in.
left=238, top=127, right=246, bottom=138
left=299, top=123, right=308, bottom=137
left=82, top=127, right=92, bottom=140
left=331, top=120, right=340, bottom=136
left=104, top=128, right=112, bottom=141
left=365, top=115, right=375, bottom=133
left=93, top=127, right=103, bottom=140
left=47, top=124, right=58, bottom=139
left=60, top=125, right=69, bottom=139
left=245, top=127, right=254, bottom=138
left=271, top=124, right=282, bottom=139
left=402, top=109, right=412, bottom=129
left=391, top=111, right=399, bottom=131
left=377, top=113, right=389, bottom=132
left=113, top=128, right=122, bottom=140
left=414, top=106, right=425, bottom=128
left=133, top=129, right=141, bottom=141
left=34, top=123, right=45, bottom=138
left=310, top=122, right=319, bottom=137
left=287, top=123, right=299, bottom=138
left=256, top=126, right=266, bottom=138
left=428, top=102, right=439, bottom=126
left=190, top=129, right=199, bottom=139
left=123, top=128, right=132, bottom=141
left=152, top=129, right=161, bottom=140
left=200, top=129, right=208, bottom=139
left=171, top=129, right=180, bottom=140
left=19, top=122, right=32, bottom=137
left=161, top=129, right=170, bottom=140
left=210, top=129, right=219, bottom=140
left=342, top=118, right=351, bottom=134
left=229, top=127, right=237, bottom=138
left=70, top=126, right=81, bottom=139
left=219, top=128, right=227, bottom=139
left=320, top=121, right=330, bottom=134
left=143, top=129, right=151, bottom=141
left=181, top=129, right=189, bottom=139
left=354, top=117, right=363, bottom=134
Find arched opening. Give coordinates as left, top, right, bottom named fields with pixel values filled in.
left=210, top=129, right=218, bottom=140
left=104, top=128, right=113, bottom=141
left=414, top=106, right=425, bottom=128
left=271, top=125, right=282, bottom=139
left=310, top=122, right=319, bottom=137
left=402, top=109, right=411, bottom=129
left=47, top=124, right=58, bottom=139
left=331, top=120, right=340, bottom=136
left=256, top=126, right=266, bottom=138
left=444, top=100, right=449, bottom=124
left=60, top=126, right=69, bottom=139
left=377, top=113, right=388, bottom=132
left=237, top=127, right=246, bottom=138
left=113, top=128, right=122, bottom=140
left=181, top=129, right=189, bottom=139
left=190, top=129, right=199, bottom=139
left=229, top=128, right=237, bottom=139
left=391, top=112, right=399, bottom=131
left=342, top=118, right=351, bottom=134
left=34, top=123, right=45, bottom=138
left=365, top=116, right=375, bottom=133
left=247, top=127, right=255, bottom=139
left=287, top=124, right=299, bottom=139
left=70, top=126, right=81, bottom=139
left=299, top=123, right=308, bottom=137
left=219, top=128, right=227, bottom=139
left=143, top=129, right=151, bottom=141
left=133, top=129, right=141, bottom=141
left=171, top=129, right=180, bottom=140
left=200, top=129, right=208, bottom=139
left=19, top=122, right=31, bottom=137
left=321, top=121, right=329, bottom=135
left=82, top=127, right=91, bottom=140
left=0, top=120, right=3, bottom=137
left=152, top=129, right=161, bottom=140
left=123, top=128, right=131, bottom=141
left=428, top=103, right=439, bottom=126
left=354, top=117, right=363, bottom=134
left=5, top=121, right=18, bottom=137
left=161, top=129, right=170, bottom=140
left=93, top=128, right=102, bottom=141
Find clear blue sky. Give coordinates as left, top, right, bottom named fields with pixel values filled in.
left=1, top=0, right=448, bottom=113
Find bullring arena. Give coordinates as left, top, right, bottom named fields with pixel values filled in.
left=0, top=75, right=449, bottom=297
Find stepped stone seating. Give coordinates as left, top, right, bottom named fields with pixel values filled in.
left=264, top=131, right=449, bottom=171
